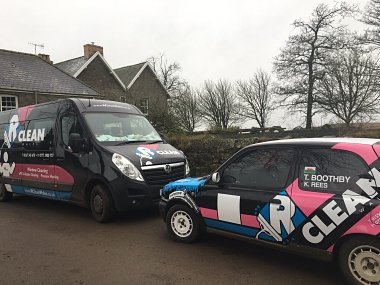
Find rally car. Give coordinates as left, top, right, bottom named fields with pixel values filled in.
left=159, top=138, right=380, bottom=285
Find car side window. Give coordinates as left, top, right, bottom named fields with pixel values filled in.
left=222, top=148, right=296, bottom=189
left=299, top=149, right=370, bottom=193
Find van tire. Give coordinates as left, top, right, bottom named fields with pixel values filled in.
left=0, top=184, right=13, bottom=202
left=338, top=236, right=380, bottom=285
left=166, top=204, right=200, bottom=243
left=90, top=184, right=115, bottom=223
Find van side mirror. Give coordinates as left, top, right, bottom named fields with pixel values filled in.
left=68, top=133, right=85, bottom=153
left=211, top=172, right=221, bottom=184
left=158, top=132, right=167, bottom=143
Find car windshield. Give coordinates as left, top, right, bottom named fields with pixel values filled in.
left=84, top=112, right=162, bottom=144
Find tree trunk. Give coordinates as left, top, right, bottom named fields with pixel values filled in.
left=306, top=63, right=314, bottom=129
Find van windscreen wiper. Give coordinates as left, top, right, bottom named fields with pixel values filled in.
left=114, top=140, right=147, bottom=146
left=148, top=140, right=163, bottom=144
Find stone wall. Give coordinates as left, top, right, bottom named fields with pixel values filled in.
left=0, top=90, right=94, bottom=108
left=127, top=67, right=168, bottom=113
left=78, top=56, right=126, bottom=102
left=168, top=136, right=259, bottom=177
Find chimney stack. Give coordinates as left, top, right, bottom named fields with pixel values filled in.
left=84, top=43, right=103, bottom=59
left=38, top=53, right=53, bottom=64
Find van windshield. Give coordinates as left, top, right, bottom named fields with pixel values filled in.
left=84, top=112, right=162, bottom=144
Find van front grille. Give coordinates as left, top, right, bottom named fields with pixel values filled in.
left=141, top=162, right=185, bottom=199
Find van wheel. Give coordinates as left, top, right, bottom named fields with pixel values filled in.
left=0, top=184, right=12, bottom=202
left=166, top=204, right=200, bottom=243
left=90, top=184, right=115, bottom=223
left=338, top=237, right=380, bottom=285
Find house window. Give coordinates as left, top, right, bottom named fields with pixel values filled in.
left=120, top=96, right=126, bottom=103
left=140, top=98, right=149, bottom=115
left=1, top=96, right=17, bottom=111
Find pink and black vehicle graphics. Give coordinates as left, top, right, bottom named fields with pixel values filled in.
left=0, top=98, right=189, bottom=218
left=0, top=105, right=74, bottom=201
left=162, top=140, right=380, bottom=252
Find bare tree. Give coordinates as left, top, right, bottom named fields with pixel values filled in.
left=362, top=0, right=380, bottom=48
left=170, top=85, right=202, bottom=132
left=198, top=80, right=243, bottom=129
left=148, top=54, right=187, bottom=95
left=236, top=70, right=274, bottom=128
left=315, top=48, right=380, bottom=126
left=133, top=95, right=176, bottom=133
left=274, top=3, right=356, bottom=129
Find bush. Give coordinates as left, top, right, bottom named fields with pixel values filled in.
left=168, top=135, right=258, bottom=176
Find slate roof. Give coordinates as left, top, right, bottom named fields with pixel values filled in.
left=54, top=56, right=87, bottom=76
left=55, top=53, right=126, bottom=90
left=0, top=49, right=99, bottom=96
left=56, top=54, right=168, bottom=96
left=114, top=62, right=146, bottom=87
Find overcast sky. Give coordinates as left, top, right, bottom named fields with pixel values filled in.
left=0, top=0, right=368, bottom=128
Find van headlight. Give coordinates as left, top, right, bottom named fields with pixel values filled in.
left=185, top=159, right=190, bottom=176
left=112, top=153, right=144, bottom=181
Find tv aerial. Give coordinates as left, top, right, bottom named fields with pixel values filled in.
left=28, top=42, right=44, bottom=54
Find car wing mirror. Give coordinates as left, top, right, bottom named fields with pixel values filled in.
left=211, top=172, right=221, bottom=183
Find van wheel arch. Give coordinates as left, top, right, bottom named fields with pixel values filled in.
left=89, top=183, right=116, bottom=223
left=85, top=179, right=110, bottom=208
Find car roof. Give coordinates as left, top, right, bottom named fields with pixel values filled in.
left=252, top=137, right=380, bottom=148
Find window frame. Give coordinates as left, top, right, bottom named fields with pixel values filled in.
left=140, top=98, right=149, bottom=115
left=297, top=147, right=371, bottom=194
left=217, top=146, right=298, bottom=192
left=0, top=95, right=18, bottom=112
left=60, top=111, right=87, bottom=147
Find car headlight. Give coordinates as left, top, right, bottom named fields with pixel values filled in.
left=185, top=159, right=190, bottom=176
left=112, top=153, right=144, bottom=181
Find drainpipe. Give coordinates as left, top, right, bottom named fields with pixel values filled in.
left=34, top=91, right=38, bottom=104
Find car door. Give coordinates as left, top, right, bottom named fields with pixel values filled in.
left=290, top=148, right=376, bottom=250
left=199, top=147, right=298, bottom=244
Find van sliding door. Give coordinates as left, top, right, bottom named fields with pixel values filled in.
left=18, top=103, right=64, bottom=200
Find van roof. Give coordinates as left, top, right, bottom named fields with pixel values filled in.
left=71, top=98, right=143, bottom=114
left=254, top=137, right=380, bottom=147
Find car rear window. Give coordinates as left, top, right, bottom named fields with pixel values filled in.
left=299, top=149, right=370, bottom=193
